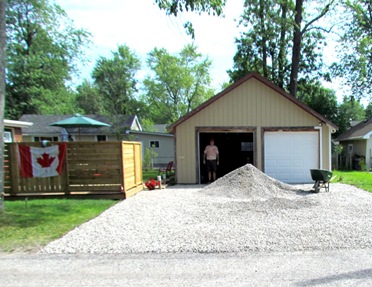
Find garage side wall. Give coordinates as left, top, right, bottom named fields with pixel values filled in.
left=175, top=78, right=332, bottom=184
left=321, top=125, right=332, bottom=170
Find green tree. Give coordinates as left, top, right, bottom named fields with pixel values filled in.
left=155, top=0, right=226, bottom=37
left=155, top=0, right=225, bottom=15
left=156, top=0, right=334, bottom=97
left=289, top=0, right=334, bottom=96
left=297, top=80, right=339, bottom=124
left=365, top=102, right=372, bottom=120
left=92, top=45, right=141, bottom=116
left=143, top=146, right=158, bottom=170
left=141, top=118, right=157, bottom=132
left=331, top=0, right=372, bottom=100
left=229, top=0, right=332, bottom=94
left=142, top=44, right=213, bottom=124
left=229, top=0, right=293, bottom=88
left=75, top=79, right=104, bottom=115
left=32, top=88, right=78, bottom=114
left=5, top=0, right=90, bottom=119
left=336, top=96, right=365, bottom=136
left=92, top=45, right=141, bottom=139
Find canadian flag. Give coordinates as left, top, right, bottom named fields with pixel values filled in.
left=18, top=143, right=67, bottom=178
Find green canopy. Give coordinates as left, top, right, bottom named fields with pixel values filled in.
left=50, top=114, right=111, bottom=140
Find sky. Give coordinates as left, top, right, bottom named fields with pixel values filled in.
left=55, top=0, right=245, bottom=91
left=55, top=0, right=368, bottom=106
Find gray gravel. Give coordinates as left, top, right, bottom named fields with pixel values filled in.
left=41, top=165, right=372, bottom=254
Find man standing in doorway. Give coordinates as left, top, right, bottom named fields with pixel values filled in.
left=203, top=138, right=219, bottom=183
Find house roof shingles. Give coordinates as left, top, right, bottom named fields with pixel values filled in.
left=336, top=118, right=372, bottom=141
left=19, top=114, right=138, bottom=135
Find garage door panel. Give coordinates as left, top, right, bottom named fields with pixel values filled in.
left=264, top=131, right=319, bottom=183
left=281, top=159, right=291, bottom=168
left=292, top=159, right=303, bottom=168
left=275, top=172, right=291, bottom=182
left=265, top=159, right=278, bottom=169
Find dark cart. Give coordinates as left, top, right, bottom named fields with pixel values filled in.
left=310, top=169, right=333, bottom=193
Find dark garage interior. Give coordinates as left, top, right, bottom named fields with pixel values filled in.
left=199, top=132, right=254, bottom=183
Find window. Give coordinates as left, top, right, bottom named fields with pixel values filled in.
left=150, top=141, right=160, bottom=148
left=97, top=135, right=107, bottom=142
left=4, top=131, right=12, bottom=143
left=241, top=142, right=253, bottom=151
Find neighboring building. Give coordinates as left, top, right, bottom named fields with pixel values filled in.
left=17, top=114, right=175, bottom=168
left=127, top=130, right=174, bottom=168
left=335, top=118, right=372, bottom=170
left=168, top=72, right=338, bottom=184
left=4, top=119, right=33, bottom=143
left=19, top=114, right=142, bottom=142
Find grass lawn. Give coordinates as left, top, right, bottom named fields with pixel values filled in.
left=0, top=169, right=161, bottom=253
left=143, top=169, right=159, bottom=181
left=0, top=199, right=116, bottom=253
left=332, top=170, right=372, bottom=193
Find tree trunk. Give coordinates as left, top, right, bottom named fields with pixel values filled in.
left=289, top=0, right=303, bottom=97
left=259, top=0, right=268, bottom=78
left=278, top=1, right=288, bottom=89
left=0, top=0, right=6, bottom=211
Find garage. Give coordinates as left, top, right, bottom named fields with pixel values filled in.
left=168, top=73, right=337, bottom=184
left=264, top=131, right=319, bottom=183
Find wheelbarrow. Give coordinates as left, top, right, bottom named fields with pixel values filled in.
left=310, top=169, right=334, bottom=193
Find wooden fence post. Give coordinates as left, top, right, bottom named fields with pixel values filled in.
left=8, top=144, right=20, bottom=195
left=63, top=143, right=70, bottom=195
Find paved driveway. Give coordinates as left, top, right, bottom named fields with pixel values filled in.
left=1, top=249, right=371, bottom=286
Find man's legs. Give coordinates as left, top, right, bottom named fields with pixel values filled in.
left=207, top=160, right=217, bottom=183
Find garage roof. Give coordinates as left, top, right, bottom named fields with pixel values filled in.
left=168, top=72, right=338, bottom=133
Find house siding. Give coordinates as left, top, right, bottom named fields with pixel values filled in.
left=343, top=140, right=366, bottom=157
left=341, top=139, right=367, bottom=169
left=130, top=133, right=174, bottom=167
left=175, top=78, right=333, bottom=184
left=367, top=137, right=372, bottom=169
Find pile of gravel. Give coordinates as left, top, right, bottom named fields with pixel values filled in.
left=202, top=164, right=299, bottom=198
left=41, top=164, right=372, bottom=254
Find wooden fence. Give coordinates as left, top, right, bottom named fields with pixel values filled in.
left=4, top=141, right=143, bottom=200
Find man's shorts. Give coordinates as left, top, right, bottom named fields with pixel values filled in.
left=206, top=160, right=217, bottom=172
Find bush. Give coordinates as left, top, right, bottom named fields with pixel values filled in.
left=143, top=147, right=158, bottom=170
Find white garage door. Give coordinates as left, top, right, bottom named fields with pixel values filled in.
left=264, top=131, right=319, bottom=183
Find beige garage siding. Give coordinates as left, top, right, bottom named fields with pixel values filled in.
left=192, top=79, right=318, bottom=127
left=174, top=76, right=334, bottom=184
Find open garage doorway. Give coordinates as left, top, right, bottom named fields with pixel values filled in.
left=198, top=131, right=255, bottom=184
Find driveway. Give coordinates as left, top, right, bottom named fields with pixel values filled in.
left=2, top=178, right=372, bottom=286
left=1, top=249, right=371, bottom=286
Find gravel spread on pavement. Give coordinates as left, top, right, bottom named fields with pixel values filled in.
left=41, top=164, right=372, bottom=254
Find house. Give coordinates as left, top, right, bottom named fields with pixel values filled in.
left=335, top=118, right=372, bottom=170
left=17, top=114, right=175, bottom=168
left=4, top=119, right=33, bottom=142
left=19, top=114, right=142, bottom=142
left=168, top=72, right=338, bottom=184
left=127, top=130, right=174, bottom=168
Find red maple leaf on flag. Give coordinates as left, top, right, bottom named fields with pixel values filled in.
left=37, top=153, right=55, bottom=168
